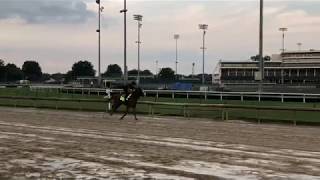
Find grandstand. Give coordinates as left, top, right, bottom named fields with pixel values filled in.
left=216, top=50, right=320, bottom=85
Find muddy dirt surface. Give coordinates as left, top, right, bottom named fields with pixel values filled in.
left=0, top=107, right=320, bottom=180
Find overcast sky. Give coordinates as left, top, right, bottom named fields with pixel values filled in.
left=1, top=0, right=320, bottom=75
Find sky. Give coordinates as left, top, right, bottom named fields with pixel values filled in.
left=1, top=0, right=320, bottom=75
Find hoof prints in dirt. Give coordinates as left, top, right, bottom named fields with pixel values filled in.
left=1, top=108, right=320, bottom=179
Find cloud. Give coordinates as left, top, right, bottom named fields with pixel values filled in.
left=1, top=0, right=320, bottom=75
left=0, top=0, right=94, bottom=24
left=284, top=1, right=320, bottom=15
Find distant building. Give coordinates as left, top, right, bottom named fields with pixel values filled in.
left=216, top=50, right=320, bottom=84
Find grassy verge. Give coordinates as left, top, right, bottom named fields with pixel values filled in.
left=1, top=88, right=320, bottom=125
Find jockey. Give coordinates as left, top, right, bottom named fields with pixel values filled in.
left=122, top=81, right=137, bottom=102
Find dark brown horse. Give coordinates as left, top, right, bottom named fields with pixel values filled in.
left=109, top=87, right=144, bottom=120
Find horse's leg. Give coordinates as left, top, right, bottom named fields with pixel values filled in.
left=120, top=106, right=129, bottom=120
left=133, top=107, right=138, bottom=120
left=110, top=101, right=121, bottom=116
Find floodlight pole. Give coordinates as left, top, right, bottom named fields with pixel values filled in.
left=134, top=14, right=143, bottom=85
left=120, top=0, right=128, bottom=84
left=199, top=24, right=208, bottom=85
left=192, top=62, right=195, bottom=78
left=96, top=0, right=102, bottom=87
left=174, top=34, right=179, bottom=79
left=156, top=60, right=158, bottom=75
left=202, top=30, right=205, bottom=84
left=279, top=27, right=288, bottom=53
left=258, top=0, right=264, bottom=92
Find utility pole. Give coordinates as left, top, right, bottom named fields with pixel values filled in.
left=134, top=14, right=143, bottom=85
left=258, top=0, right=264, bottom=92
left=174, top=34, right=180, bottom=79
left=279, top=27, right=288, bottom=53
left=96, top=0, right=103, bottom=87
left=192, top=62, right=195, bottom=78
left=156, top=60, right=158, bottom=74
left=199, top=24, right=208, bottom=85
left=120, top=0, right=128, bottom=84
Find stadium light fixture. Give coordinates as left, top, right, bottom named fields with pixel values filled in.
left=133, top=14, right=143, bottom=85
left=199, top=24, right=208, bottom=85
left=279, top=27, right=288, bottom=53
left=174, top=34, right=180, bottom=79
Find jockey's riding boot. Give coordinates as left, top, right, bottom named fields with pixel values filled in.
left=126, top=94, right=132, bottom=101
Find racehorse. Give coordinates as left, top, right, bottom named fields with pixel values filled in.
left=109, top=87, right=144, bottom=120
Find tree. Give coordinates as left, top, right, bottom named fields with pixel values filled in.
left=128, top=69, right=153, bottom=76
left=141, top=69, right=153, bottom=76
left=41, top=73, right=51, bottom=81
left=71, top=61, right=96, bottom=78
left=5, top=63, right=23, bottom=82
left=196, top=73, right=212, bottom=82
left=159, top=67, right=175, bottom=80
left=51, top=73, right=65, bottom=83
left=65, top=70, right=74, bottom=82
left=264, top=56, right=271, bottom=61
left=128, top=69, right=139, bottom=76
left=0, top=59, right=5, bottom=82
left=22, top=61, right=42, bottom=81
left=103, top=64, right=122, bottom=77
left=250, top=55, right=271, bottom=62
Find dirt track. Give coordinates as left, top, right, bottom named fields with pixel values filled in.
left=0, top=107, right=320, bottom=179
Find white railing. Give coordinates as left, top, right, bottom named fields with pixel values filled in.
left=26, top=85, right=320, bottom=103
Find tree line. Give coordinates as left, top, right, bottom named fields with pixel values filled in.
left=0, top=59, right=182, bottom=83
left=0, top=60, right=42, bottom=82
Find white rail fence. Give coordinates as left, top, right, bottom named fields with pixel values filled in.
left=27, top=86, right=320, bottom=103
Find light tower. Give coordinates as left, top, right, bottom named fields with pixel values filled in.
left=174, top=34, right=180, bottom=79
left=120, top=0, right=128, bottom=83
left=155, top=60, right=159, bottom=75
left=96, top=0, right=104, bottom=87
left=192, top=62, right=195, bottom=78
left=133, top=14, right=143, bottom=85
left=258, top=0, right=264, bottom=92
left=279, top=27, right=288, bottom=53
left=199, top=24, right=208, bottom=85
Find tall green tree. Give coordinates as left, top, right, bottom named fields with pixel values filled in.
left=51, top=73, right=65, bottom=83
left=103, top=64, right=122, bottom=77
left=159, top=67, right=175, bottom=80
left=5, top=63, right=23, bottom=82
left=65, top=70, right=74, bottom=82
left=22, top=61, right=42, bottom=81
left=141, top=69, right=153, bottom=76
left=128, top=69, right=139, bottom=76
left=0, top=59, right=5, bottom=82
left=71, top=61, right=96, bottom=78
left=41, top=73, right=51, bottom=81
